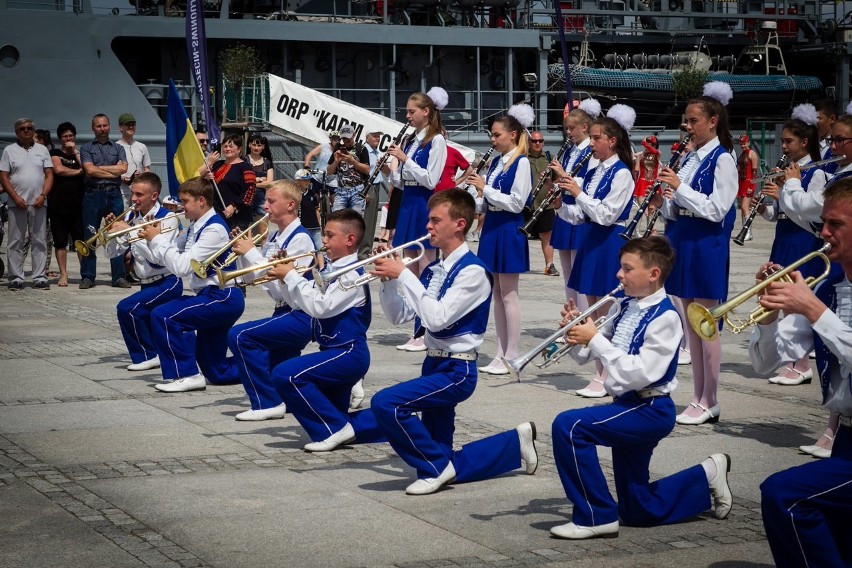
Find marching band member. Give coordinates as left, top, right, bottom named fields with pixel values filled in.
left=554, top=105, right=636, bottom=397
left=549, top=99, right=600, bottom=307
left=105, top=172, right=182, bottom=372
left=814, top=98, right=839, bottom=174
left=384, top=88, right=448, bottom=352
left=266, top=209, right=371, bottom=451
left=749, top=179, right=852, bottom=568
left=226, top=180, right=316, bottom=421
left=352, top=189, right=537, bottom=495
left=633, top=134, right=660, bottom=199
left=140, top=177, right=245, bottom=393
left=467, top=104, right=534, bottom=376
left=551, top=236, right=731, bottom=540
left=757, top=104, right=829, bottom=388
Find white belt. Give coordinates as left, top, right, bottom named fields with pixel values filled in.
left=582, top=217, right=627, bottom=227
left=635, top=388, right=668, bottom=399
left=274, top=300, right=290, bottom=310
left=777, top=212, right=789, bottom=220
left=677, top=208, right=702, bottom=219
left=839, top=415, right=852, bottom=428
left=403, top=180, right=421, bottom=187
left=426, top=349, right=478, bottom=361
left=487, top=204, right=507, bottom=212
left=140, top=274, right=167, bottom=284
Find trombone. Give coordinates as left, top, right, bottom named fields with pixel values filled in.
left=101, top=214, right=181, bottom=245
left=216, top=248, right=325, bottom=288
left=74, top=205, right=135, bottom=257
left=687, top=243, right=832, bottom=341
left=312, top=234, right=431, bottom=293
left=190, top=214, right=269, bottom=278
left=500, top=284, right=624, bottom=382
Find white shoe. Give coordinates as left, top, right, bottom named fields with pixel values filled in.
left=235, top=403, right=286, bottom=421
left=810, top=447, right=832, bottom=459
left=768, top=368, right=813, bottom=385
left=517, top=422, right=538, bottom=474
left=127, top=356, right=160, bottom=371
left=405, top=462, right=456, bottom=495
left=677, top=348, right=691, bottom=365
left=550, top=520, right=619, bottom=540
left=576, top=379, right=607, bottom=398
left=303, top=423, right=355, bottom=452
left=675, top=402, right=720, bottom=425
left=705, top=453, right=733, bottom=519
left=350, top=379, right=365, bottom=409
left=404, top=337, right=427, bottom=352
left=154, top=373, right=206, bottom=393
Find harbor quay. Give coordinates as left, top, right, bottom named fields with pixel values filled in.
left=0, top=217, right=817, bottom=568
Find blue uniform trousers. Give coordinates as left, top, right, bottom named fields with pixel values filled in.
left=367, top=356, right=523, bottom=481
left=228, top=307, right=312, bottom=410
left=552, top=393, right=710, bottom=527
left=273, top=340, right=370, bottom=441
left=150, top=286, right=245, bottom=382
left=761, top=424, right=852, bottom=568
left=117, top=275, right=183, bottom=364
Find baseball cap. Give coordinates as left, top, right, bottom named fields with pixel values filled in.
left=118, top=113, right=136, bottom=125
left=294, top=169, right=313, bottom=180
left=338, top=125, right=355, bottom=139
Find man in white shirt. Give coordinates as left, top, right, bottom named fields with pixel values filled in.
left=116, top=113, right=152, bottom=209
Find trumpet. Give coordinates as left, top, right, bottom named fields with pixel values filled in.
left=190, top=214, right=269, bottom=278
left=312, top=234, right=431, bottom=293
left=687, top=243, right=831, bottom=341
left=733, top=155, right=789, bottom=246
left=101, top=214, right=182, bottom=245
left=621, top=134, right=692, bottom=240
left=216, top=248, right=325, bottom=288
left=500, top=284, right=624, bottom=382
left=74, top=205, right=136, bottom=257
left=361, top=122, right=411, bottom=198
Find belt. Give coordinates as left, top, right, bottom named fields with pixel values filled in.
left=274, top=300, right=291, bottom=310
left=677, top=208, right=702, bottom=219
left=582, top=216, right=627, bottom=227
left=88, top=181, right=120, bottom=190
left=487, top=204, right=504, bottom=212
left=839, top=415, right=852, bottom=428
left=636, top=388, right=668, bottom=399
left=426, top=349, right=478, bottom=361
left=140, top=274, right=166, bottom=284
left=777, top=212, right=789, bottom=220
left=403, top=180, right=422, bottom=187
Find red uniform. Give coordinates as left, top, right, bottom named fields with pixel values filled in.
left=436, top=146, right=470, bottom=192
left=737, top=148, right=755, bottom=198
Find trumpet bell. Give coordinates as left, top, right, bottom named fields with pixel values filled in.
left=687, top=303, right=718, bottom=341
left=499, top=357, right=523, bottom=382
left=74, top=239, right=92, bottom=257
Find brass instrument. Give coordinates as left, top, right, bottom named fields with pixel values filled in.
left=189, top=214, right=270, bottom=278
left=500, top=284, right=624, bottom=382
left=751, top=156, right=844, bottom=184
left=215, top=248, right=325, bottom=288
left=312, top=234, right=431, bottom=293
left=361, top=122, right=411, bottom=198
left=733, top=155, right=789, bottom=246
left=520, top=139, right=574, bottom=236
left=621, top=134, right=692, bottom=240
left=74, top=205, right=136, bottom=257
left=687, top=243, right=832, bottom=341
left=101, top=214, right=181, bottom=245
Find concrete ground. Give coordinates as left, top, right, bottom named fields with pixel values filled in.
left=0, top=216, right=819, bottom=567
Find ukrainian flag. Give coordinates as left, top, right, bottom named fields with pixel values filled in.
left=166, top=79, right=206, bottom=197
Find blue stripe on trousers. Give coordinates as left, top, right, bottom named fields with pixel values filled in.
left=117, top=275, right=183, bottom=363
left=273, top=341, right=369, bottom=441
left=552, top=394, right=710, bottom=527
left=228, top=307, right=311, bottom=410
left=761, top=425, right=852, bottom=568
left=150, top=286, right=245, bottom=381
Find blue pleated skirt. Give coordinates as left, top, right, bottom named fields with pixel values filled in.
left=567, top=222, right=624, bottom=296
left=665, top=208, right=735, bottom=301
left=550, top=216, right=574, bottom=250
left=769, top=219, right=825, bottom=280
left=477, top=210, right=530, bottom=274
left=392, top=185, right=435, bottom=250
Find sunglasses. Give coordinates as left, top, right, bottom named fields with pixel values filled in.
left=17, top=126, right=34, bottom=132
left=530, top=139, right=544, bottom=143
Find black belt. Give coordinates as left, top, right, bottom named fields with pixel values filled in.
left=87, top=182, right=120, bottom=190
left=839, top=415, right=852, bottom=428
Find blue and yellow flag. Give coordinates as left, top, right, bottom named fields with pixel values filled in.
left=166, top=79, right=206, bottom=197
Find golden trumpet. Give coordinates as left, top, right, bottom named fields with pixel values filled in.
left=102, top=214, right=181, bottom=244
left=74, top=205, right=136, bottom=257
left=687, top=243, right=832, bottom=341
left=190, top=214, right=269, bottom=278
left=216, top=248, right=325, bottom=288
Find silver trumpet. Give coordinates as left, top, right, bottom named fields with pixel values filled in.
left=500, top=284, right=624, bottom=382
left=311, top=234, right=431, bottom=293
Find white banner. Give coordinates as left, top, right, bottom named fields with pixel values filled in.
left=267, top=73, right=475, bottom=161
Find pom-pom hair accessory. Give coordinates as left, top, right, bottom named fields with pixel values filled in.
left=577, top=98, right=602, bottom=119
left=702, top=81, right=734, bottom=106
left=426, top=86, right=449, bottom=111
left=508, top=103, right=536, bottom=129
left=791, top=103, right=818, bottom=126
left=606, top=104, right=636, bottom=132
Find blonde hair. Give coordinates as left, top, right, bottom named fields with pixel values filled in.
left=268, top=180, right=303, bottom=206
left=409, top=92, right=444, bottom=147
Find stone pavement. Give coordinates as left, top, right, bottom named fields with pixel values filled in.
left=0, top=217, right=821, bottom=567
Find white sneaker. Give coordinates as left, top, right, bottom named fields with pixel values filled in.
left=550, top=520, right=619, bottom=540
left=517, top=422, right=538, bottom=474
left=235, top=403, right=286, bottom=421
left=705, top=453, right=733, bottom=519
left=405, top=462, right=456, bottom=495
left=303, top=423, right=355, bottom=452
left=154, top=373, right=206, bottom=393
left=127, top=356, right=160, bottom=371
left=350, top=379, right=365, bottom=409
left=678, top=348, right=691, bottom=365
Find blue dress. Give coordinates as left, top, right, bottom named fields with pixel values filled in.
left=551, top=144, right=593, bottom=251
left=769, top=165, right=825, bottom=279
left=392, top=137, right=439, bottom=250
left=566, top=160, right=632, bottom=296
left=476, top=155, right=531, bottom=274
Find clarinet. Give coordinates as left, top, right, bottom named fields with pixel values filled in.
left=732, top=154, right=789, bottom=246
left=465, top=146, right=495, bottom=191
left=360, top=122, right=411, bottom=198
left=519, top=144, right=590, bottom=237
left=621, top=133, right=693, bottom=240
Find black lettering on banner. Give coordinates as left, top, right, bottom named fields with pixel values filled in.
left=379, top=134, right=392, bottom=151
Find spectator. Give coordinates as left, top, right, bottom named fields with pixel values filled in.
left=360, top=130, right=386, bottom=257
left=327, top=125, right=370, bottom=215
left=200, top=133, right=256, bottom=231
left=244, top=133, right=275, bottom=219
left=34, top=129, right=56, bottom=277
left=49, top=122, right=86, bottom=287
left=526, top=131, right=558, bottom=276
left=304, top=129, right=341, bottom=216
left=79, top=113, right=129, bottom=289
left=116, top=113, right=152, bottom=208
left=0, top=118, right=53, bottom=290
